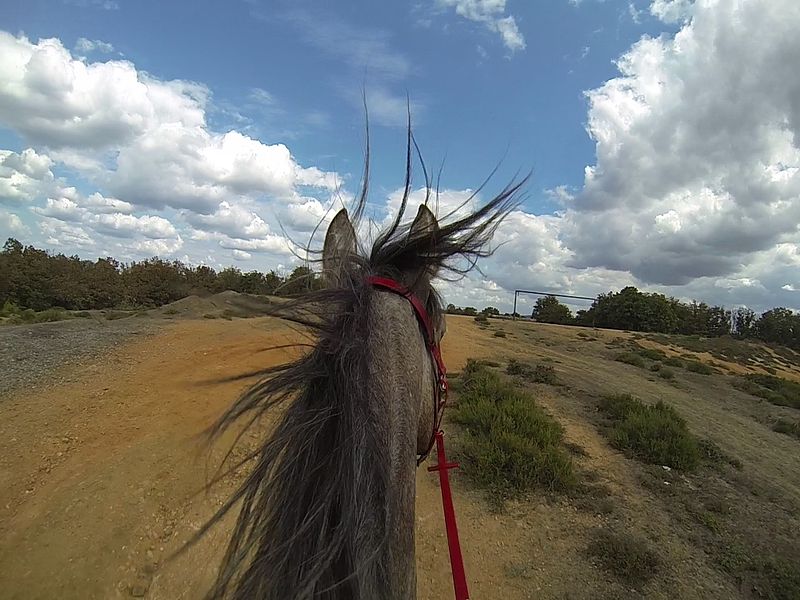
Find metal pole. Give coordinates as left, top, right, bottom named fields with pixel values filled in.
left=512, top=291, right=518, bottom=321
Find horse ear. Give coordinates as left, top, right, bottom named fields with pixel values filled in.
left=409, top=204, right=439, bottom=240
left=407, top=204, right=440, bottom=286
left=323, top=209, right=356, bottom=283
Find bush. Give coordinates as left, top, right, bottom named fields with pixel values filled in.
left=451, top=360, right=575, bottom=499
left=685, top=361, right=713, bottom=375
left=662, top=356, right=684, bottom=368
left=734, top=374, right=800, bottom=409
left=506, top=359, right=558, bottom=384
left=598, top=394, right=700, bottom=470
left=585, top=529, right=660, bottom=586
left=493, top=330, right=507, bottom=338
left=615, top=352, right=645, bottom=368
left=658, top=368, right=675, bottom=380
left=637, top=347, right=666, bottom=361
left=773, top=418, right=800, bottom=440
left=474, top=314, right=489, bottom=324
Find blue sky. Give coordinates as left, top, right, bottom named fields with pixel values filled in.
left=1, top=0, right=798, bottom=313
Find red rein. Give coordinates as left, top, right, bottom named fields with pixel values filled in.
left=365, top=276, right=469, bottom=600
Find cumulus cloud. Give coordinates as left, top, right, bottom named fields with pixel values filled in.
left=565, top=0, right=800, bottom=290
left=0, top=32, right=339, bottom=215
left=0, top=210, right=29, bottom=235
left=91, top=213, right=177, bottom=239
left=436, top=0, right=526, bottom=52
left=182, top=201, right=270, bottom=239
left=74, top=37, right=114, bottom=54
left=0, top=149, right=55, bottom=203
left=650, top=0, right=694, bottom=23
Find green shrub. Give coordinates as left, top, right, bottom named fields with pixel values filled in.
left=598, top=394, right=700, bottom=471
left=0, top=300, right=21, bottom=317
left=637, top=347, right=666, bottom=361
left=451, top=360, right=575, bottom=499
left=585, top=529, right=660, bottom=586
left=658, top=368, right=675, bottom=380
left=773, top=418, right=800, bottom=440
left=506, top=359, right=558, bottom=384
left=73, top=311, right=92, bottom=318
left=685, top=360, right=713, bottom=375
left=615, top=352, right=645, bottom=368
left=735, top=374, right=800, bottom=409
left=662, top=356, right=684, bottom=368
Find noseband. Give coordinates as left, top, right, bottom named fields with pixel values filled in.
left=365, top=275, right=448, bottom=466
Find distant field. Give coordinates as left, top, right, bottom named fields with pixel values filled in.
left=0, top=307, right=798, bottom=599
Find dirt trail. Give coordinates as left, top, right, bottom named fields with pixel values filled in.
left=0, top=315, right=542, bottom=600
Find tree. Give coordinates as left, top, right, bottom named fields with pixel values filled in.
left=481, top=306, right=500, bottom=316
left=733, top=307, right=757, bottom=338
left=532, top=295, right=573, bottom=325
left=755, top=308, right=798, bottom=348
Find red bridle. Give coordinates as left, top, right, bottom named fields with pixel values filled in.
left=366, top=275, right=470, bottom=600
left=365, top=275, right=448, bottom=465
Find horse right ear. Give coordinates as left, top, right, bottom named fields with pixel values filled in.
left=322, top=208, right=356, bottom=284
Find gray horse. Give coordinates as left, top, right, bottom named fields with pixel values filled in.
left=197, top=165, right=524, bottom=599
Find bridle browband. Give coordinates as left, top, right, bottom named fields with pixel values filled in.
left=365, top=275, right=448, bottom=466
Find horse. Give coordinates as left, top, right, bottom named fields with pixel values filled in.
left=195, top=152, right=524, bottom=599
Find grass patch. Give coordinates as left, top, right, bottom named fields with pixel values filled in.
left=598, top=394, right=700, bottom=471
left=450, top=360, right=575, bottom=500
left=637, top=346, right=666, bottom=361
left=585, top=529, right=660, bottom=586
left=734, top=374, right=800, bottom=409
left=685, top=360, right=713, bottom=375
left=773, top=418, right=800, bottom=440
left=73, top=310, right=92, bottom=318
left=493, top=330, right=507, bottom=338
left=163, top=307, right=179, bottom=315
left=662, top=356, right=684, bottom=368
left=615, top=352, right=645, bottom=368
left=104, top=310, right=132, bottom=320
left=657, top=368, right=675, bottom=380
left=474, top=314, right=489, bottom=324
left=506, top=359, right=558, bottom=384
left=697, top=438, right=743, bottom=469
left=203, top=313, right=218, bottom=319
left=1, top=305, right=74, bottom=325
left=719, top=546, right=800, bottom=600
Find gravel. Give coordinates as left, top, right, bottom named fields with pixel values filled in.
left=0, top=317, right=159, bottom=397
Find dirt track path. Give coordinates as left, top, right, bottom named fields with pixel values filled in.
left=0, top=315, right=547, bottom=600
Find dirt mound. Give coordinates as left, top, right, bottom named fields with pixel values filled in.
left=156, top=291, right=281, bottom=320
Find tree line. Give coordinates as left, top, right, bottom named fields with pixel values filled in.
left=529, top=287, right=799, bottom=349
left=3, top=238, right=797, bottom=349
left=0, top=238, right=320, bottom=311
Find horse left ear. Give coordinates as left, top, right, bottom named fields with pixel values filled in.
left=407, top=204, right=440, bottom=287
left=323, top=209, right=356, bottom=285
left=409, top=204, right=439, bottom=240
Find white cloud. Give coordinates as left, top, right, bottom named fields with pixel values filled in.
left=436, top=0, right=526, bottom=52
left=218, top=235, right=293, bottom=256
left=232, top=249, right=252, bottom=261
left=35, top=197, right=83, bottom=221
left=91, top=213, right=177, bottom=239
left=565, top=0, right=800, bottom=287
left=650, top=0, right=694, bottom=23
left=74, top=37, right=114, bottom=54
left=0, top=210, right=29, bottom=235
left=0, top=149, right=55, bottom=203
left=183, top=201, right=270, bottom=239
left=82, top=192, right=133, bottom=214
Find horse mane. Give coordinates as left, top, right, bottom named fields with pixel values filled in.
left=192, top=126, right=526, bottom=599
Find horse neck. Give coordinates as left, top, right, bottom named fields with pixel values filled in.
left=358, top=290, right=433, bottom=599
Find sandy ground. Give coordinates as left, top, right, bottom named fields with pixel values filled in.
left=1, top=314, right=797, bottom=599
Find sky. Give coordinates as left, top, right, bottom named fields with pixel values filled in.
left=1, top=0, right=798, bottom=315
